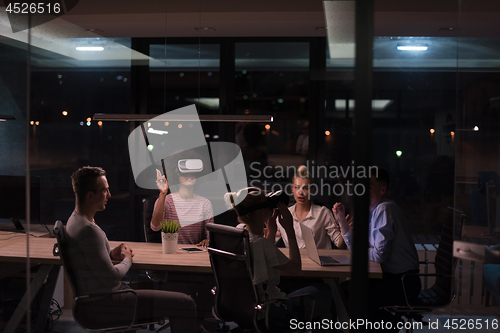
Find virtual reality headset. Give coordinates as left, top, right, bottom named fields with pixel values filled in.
left=234, top=189, right=290, bottom=217
left=177, top=159, right=203, bottom=174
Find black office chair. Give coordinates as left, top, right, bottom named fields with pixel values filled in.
left=382, top=209, right=465, bottom=332
left=53, top=220, right=165, bottom=332
left=206, top=223, right=312, bottom=333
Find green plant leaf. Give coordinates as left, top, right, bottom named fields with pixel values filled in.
left=160, top=220, right=180, bottom=234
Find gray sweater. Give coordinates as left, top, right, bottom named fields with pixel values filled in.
left=65, top=211, right=131, bottom=295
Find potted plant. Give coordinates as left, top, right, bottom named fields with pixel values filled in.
left=160, top=220, right=180, bottom=254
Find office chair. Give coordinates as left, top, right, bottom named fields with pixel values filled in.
left=382, top=208, right=464, bottom=333
left=53, top=220, right=165, bottom=332
left=206, top=223, right=312, bottom=333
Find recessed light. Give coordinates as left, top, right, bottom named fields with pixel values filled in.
left=86, top=28, right=104, bottom=33
left=397, top=46, right=428, bottom=51
left=438, top=27, right=458, bottom=32
left=76, top=46, right=104, bottom=51
left=194, top=27, right=216, bottom=32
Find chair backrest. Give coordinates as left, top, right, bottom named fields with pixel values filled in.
left=143, top=197, right=161, bottom=243
left=486, top=179, right=497, bottom=235
left=53, top=220, right=80, bottom=298
left=429, top=208, right=464, bottom=304
left=206, top=223, right=258, bottom=330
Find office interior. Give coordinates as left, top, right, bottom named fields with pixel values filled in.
left=1, top=0, right=500, bottom=331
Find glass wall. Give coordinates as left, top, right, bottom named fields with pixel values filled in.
left=1, top=0, right=499, bottom=331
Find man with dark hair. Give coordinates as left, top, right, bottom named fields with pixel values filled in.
left=71, top=166, right=107, bottom=204
left=66, top=166, right=196, bottom=333
left=333, top=167, right=420, bottom=332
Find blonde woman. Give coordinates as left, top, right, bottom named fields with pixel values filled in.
left=277, top=165, right=346, bottom=249
left=225, top=187, right=336, bottom=329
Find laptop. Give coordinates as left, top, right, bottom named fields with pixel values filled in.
left=299, top=223, right=351, bottom=266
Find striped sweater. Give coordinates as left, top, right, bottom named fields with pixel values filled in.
left=151, top=193, right=214, bottom=244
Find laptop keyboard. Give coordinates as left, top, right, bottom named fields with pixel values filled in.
left=319, top=255, right=339, bottom=264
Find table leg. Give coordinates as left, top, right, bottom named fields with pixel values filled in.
left=34, top=266, right=61, bottom=332
left=323, top=277, right=350, bottom=333
left=4, top=264, right=54, bottom=333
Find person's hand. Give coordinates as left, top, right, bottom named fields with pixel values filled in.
left=110, top=242, right=125, bottom=260
left=276, top=202, right=293, bottom=233
left=156, top=175, right=169, bottom=196
left=119, top=243, right=133, bottom=261
left=197, top=239, right=208, bottom=247
left=264, top=209, right=278, bottom=238
left=346, top=214, right=354, bottom=229
left=332, top=202, right=346, bottom=223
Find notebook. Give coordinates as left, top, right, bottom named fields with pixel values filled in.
left=299, top=223, right=351, bottom=266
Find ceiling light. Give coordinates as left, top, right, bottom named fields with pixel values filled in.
left=85, top=28, right=104, bottom=34
left=397, top=46, right=428, bottom=51
left=335, top=99, right=393, bottom=112
left=76, top=46, right=104, bottom=51
left=148, top=128, right=169, bottom=135
left=194, top=27, right=216, bottom=32
left=438, top=27, right=458, bottom=32
left=185, top=98, right=219, bottom=110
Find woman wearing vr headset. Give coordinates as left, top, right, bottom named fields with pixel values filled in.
left=276, top=165, right=346, bottom=250
left=226, top=187, right=336, bottom=329
left=150, top=156, right=214, bottom=247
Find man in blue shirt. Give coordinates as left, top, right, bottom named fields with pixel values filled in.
left=333, top=168, right=421, bottom=332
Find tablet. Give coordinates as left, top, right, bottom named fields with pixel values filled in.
left=179, top=247, right=206, bottom=253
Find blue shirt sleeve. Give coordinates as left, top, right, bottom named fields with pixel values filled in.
left=368, top=204, right=394, bottom=263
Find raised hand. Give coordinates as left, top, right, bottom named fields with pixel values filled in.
left=156, top=169, right=169, bottom=195
left=346, top=214, right=354, bottom=229
left=332, top=202, right=346, bottom=223
left=276, top=202, right=294, bottom=233
left=264, top=209, right=278, bottom=239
